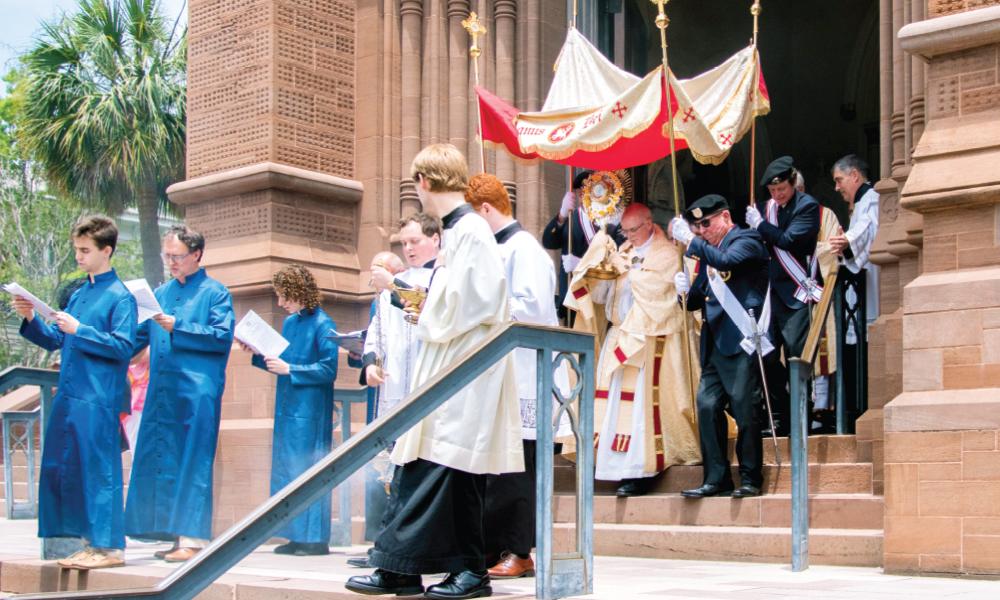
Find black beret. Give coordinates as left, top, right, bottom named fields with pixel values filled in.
left=684, top=194, right=729, bottom=222
left=572, top=170, right=593, bottom=190
left=759, top=155, right=795, bottom=187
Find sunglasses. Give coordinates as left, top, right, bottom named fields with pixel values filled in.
left=691, top=213, right=718, bottom=229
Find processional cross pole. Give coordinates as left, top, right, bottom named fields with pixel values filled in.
left=748, top=0, right=763, bottom=208
left=649, top=0, right=698, bottom=412
left=463, top=11, right=488, bottom=173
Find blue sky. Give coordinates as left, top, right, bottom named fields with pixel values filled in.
left=1, top=0, right=187, bottom=76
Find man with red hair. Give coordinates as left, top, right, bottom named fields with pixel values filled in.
left=466, top=173, right=567, bottom=579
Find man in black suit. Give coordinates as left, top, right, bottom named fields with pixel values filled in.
left=671, top=194, right=770, bottom=498
left=745, top=156, right=821, bottom=436
left=541, top=170, right=622, bottom=320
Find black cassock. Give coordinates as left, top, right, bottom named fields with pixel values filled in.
left=483, top=440, right=537, bottom=562
left=369, top=459, right=487, bottom=574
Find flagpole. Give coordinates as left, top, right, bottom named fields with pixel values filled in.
left=650, top=0, right=697, bottom=411
left=463, top=12, right=488, bottom=173
left=748, top=0, right=762, bottom=208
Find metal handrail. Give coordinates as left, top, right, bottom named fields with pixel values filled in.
left=1, top=367, right=59, bottom=521
left=12, top=323, right=595, bottom=600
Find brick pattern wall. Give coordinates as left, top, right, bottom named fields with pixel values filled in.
left=921, top=205, right=1000, bottom=273
left=929, top=0, right=1000, bottom=17
left=926, top=44, right=1000, bottom=120
left=885, top=430, right=1000, bottom=574
left=187, top=0, right=356, bottom=180
left=902, top=302, right=1000, bottom=391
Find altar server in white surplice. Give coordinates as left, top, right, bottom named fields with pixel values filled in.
left=347, top=144, right=521, bottom=600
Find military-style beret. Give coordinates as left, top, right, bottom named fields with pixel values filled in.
left=684, top=194, right=729, bottom=222
left=572, top=170, right=594, bottom=190
left=760, top=155, right=795, bottom=187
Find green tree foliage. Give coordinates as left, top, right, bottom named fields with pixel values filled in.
left=0, top=70, right=144, bottom=368
left=17, top=0, right=186, bottom=288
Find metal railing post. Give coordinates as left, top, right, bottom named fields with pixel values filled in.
left=534, top=347, right=555, bottom=600
left=789, top=357, right=810, bottom=572
left=834, top=274, right=847, bottom=435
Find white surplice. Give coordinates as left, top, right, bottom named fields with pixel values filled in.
left=391, top=209, right=524, bottom=475
left=495, top=221, right=573, bottom=440
left=363, top=266, right=433, bottom=415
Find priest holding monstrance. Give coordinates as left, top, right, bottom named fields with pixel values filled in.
left=564, top=171, right=701, bottom=497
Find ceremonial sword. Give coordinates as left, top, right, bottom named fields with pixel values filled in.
left=749, top=308, right=781, bottom=467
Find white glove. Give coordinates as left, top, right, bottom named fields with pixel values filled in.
left=674, top=271, right=691, bottom=295
left=746, top=205, right=763, bottom=229
left=561, top=254, right=581, bottom=274
left=670, top=217, right=694, bottom=246
left=559, top=191, right=576, bottom=220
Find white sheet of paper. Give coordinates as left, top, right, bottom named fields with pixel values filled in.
left=328, top=328, right=366, bottom=355
left=2, top=282, right=58, bottom=321
left=235, top=310, right=290, bottom=358
left=124, top=279, right=164, bottom=323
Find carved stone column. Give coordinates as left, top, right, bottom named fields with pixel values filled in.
left=169, top=0, right=367, bottom=534
left=400, top=0, right=423, bottom=215
left=882, top=4, right=1000, bottom=577
left=448, top=1, right=471, bottom=158
left=495, top=0, right=518, bottom=206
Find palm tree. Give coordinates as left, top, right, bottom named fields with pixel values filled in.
left=16, top=0, right=186, bottom=287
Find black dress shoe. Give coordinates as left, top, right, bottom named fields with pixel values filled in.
left=615, top=477, right=653, bottom=497
left=732, top=485, right=761, bottom=498
left=680, top=483, right=733, bottom=498
left=273, top=542, right=300, bottom=555
left=294, top=542, right=329, bottom=556
left=424, top=570, right=492, bottom=599
left=345, top=569, right=424, bottom=596
left=347, top=556, right=371, bottom=568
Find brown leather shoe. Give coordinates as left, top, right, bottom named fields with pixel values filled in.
left=153, top=544, right=179, bottom=559
left=163, top=547, right=201, bottom=563
left=57, top=549, right=92, bottom=568
left=488, top=553, right=535, bottom=579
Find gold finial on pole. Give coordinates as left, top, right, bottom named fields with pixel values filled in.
left=751, top=0, right=762, bottom=47
left=463, top=11, right=488, bottom=173
left=649, top=0, right=696, bottom=410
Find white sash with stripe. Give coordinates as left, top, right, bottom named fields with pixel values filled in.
left=766, top=199, right=822, bottom=304
left=706, top=268, right=774, bottom=356
left=577, top=206, right=598, bottom=244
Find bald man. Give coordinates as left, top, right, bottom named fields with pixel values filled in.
left=565, top=203, right=701, bottom=497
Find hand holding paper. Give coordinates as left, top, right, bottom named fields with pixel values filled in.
left=124, top=279, right=165, bottom=323
left=235, top=310, right=290, bottom=358
left=2, top=283, right=58, bottom=321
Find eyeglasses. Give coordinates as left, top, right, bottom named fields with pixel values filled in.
left=622, top=220, right=650, bottom=235
left=161, top=251, right=193, bottom=263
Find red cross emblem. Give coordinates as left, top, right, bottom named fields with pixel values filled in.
left=611, top=102, right=628, bottom=119
left=682, top=108, right=696, bottom=123
left=548, top=122, right=575, bottom=143
left=719, top=132, right=734, bottom=147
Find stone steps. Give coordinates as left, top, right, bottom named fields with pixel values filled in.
left=554, top=522, right=883, bottom=567
left=555, top=492, right=884, bottom=529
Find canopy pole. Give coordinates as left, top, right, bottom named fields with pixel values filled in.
left=463, top=11, right=488, bottom=173
left=650, top=0, right=697, bottom=413
left=748, top=1, right=762, bottom=208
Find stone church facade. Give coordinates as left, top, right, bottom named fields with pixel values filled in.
left=165, top=0, right=1000, bottom=576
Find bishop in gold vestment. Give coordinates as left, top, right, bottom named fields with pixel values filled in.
left=565, top=204, right=700, bottom=496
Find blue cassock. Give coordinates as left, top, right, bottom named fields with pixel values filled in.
left=20, top=269, right=137, bottom=549
left=125, top=267, right=234, bottom=541
left=252, top=307, right=338, bottom=543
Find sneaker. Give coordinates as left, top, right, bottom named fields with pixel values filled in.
left=57, top=549, right=92, bottom=568
left=74, top=549, right=125, bottom=570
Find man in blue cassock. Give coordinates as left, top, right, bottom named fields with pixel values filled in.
left=13, top=215, right=137, bottom=570
left=125, top=225, right=235, bottom=563
left=243, top=264, right=339, bottom=556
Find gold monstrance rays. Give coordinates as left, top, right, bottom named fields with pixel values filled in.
left=463, top=11, right=488, bottom=173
